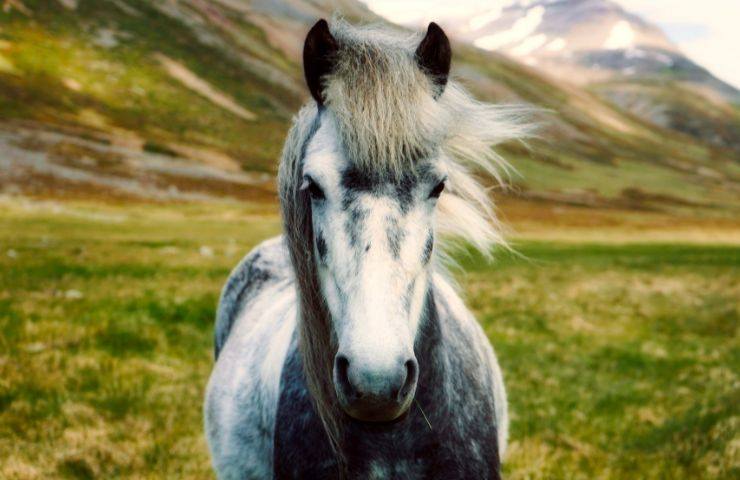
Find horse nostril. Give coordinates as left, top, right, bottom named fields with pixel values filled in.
left=399, top=359, right=418, bottom=401
left=334, top=354, right=358, bottom=400
left=335, top=353, right=418, bottom=411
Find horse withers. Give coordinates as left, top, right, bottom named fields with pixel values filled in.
left=204, top=18, right=529, bottom=479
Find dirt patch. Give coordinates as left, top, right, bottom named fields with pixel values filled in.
left=0, top=124, right=274, bottom=203
left=152, top=172, right=276, bottom=203
left=3, top=0, right=32, bottom=16
left=619, top=187, right=706, bottom=209
left=154, top=53, right=256, bottom=121
left=165, top=143, right=242, bottom=172
left=48, top=141, right=127, bottom=171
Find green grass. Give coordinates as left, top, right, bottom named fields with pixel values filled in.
left=0, top=201, right=737, bottom=479
left=509, top=154, right=716, bottom=204
left=465, top=243, right=739, bottom=478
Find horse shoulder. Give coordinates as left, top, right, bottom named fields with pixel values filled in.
left=214, top=235, right=292, bottom=359
left=432, top=273, right=509, bottom=460
left=205, top=235, right=298, bottom=479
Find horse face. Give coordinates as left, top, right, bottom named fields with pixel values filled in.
left=302, top=116, right=445, bottom=422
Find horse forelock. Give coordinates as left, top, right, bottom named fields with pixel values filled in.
left=324, top=21, right=443, bottom=176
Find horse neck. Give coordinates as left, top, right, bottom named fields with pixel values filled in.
left=412, top=286, right=447, bottom=406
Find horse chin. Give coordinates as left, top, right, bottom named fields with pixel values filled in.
left=340, top=397, right=414, bottom=424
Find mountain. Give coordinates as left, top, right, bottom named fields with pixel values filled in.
left=411, top=0, right=740, bottom=152
left=0, top=0, right=738, bottom=217
left=449, top=0, right=679, bottom=83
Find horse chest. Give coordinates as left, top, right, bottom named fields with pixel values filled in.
left=273, top=347, right=501, bottom=479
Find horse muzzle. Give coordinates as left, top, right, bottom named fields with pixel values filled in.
left=333, top=352, right=418, bottom=422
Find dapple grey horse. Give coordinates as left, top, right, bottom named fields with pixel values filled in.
left=205, top=18, right=528, bottom=479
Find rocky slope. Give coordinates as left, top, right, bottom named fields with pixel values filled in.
left=0, top=0, right=737, bottom=216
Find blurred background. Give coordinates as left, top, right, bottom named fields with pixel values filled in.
left=0, top=1, right=737, bottom=479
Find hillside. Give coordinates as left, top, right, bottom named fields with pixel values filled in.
left=0, top=0, right=738, bottom=218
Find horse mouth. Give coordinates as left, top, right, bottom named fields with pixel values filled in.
left=339, top=395, right=414, bottom=423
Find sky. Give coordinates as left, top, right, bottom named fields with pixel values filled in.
left=364, top=0, right=740, bottom=89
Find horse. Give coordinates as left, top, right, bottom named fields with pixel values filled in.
left=204, top=18, right=529, bottom=479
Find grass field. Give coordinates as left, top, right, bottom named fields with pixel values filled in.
left=0, top=199, right=738, bottom=479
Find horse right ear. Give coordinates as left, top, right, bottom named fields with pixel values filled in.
left=303, top=19, right=338, bottom=105
left=415, top=22, right=451, bottom=97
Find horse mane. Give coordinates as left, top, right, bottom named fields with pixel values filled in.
left=277, top=19, right=531, bottom=471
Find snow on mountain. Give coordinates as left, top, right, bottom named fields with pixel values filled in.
left=446, top=0, right=679, bottom=73
left=473, top=5, right=545, bottom=51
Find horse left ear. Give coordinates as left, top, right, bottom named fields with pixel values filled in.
left=415, top=22, right=451, bottom=96
left=304, top=19, right=338, bottom=105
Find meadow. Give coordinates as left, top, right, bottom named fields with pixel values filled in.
left=0, top=198, right=737, bottom=479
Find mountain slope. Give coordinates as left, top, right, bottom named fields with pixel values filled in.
left=0, top=0, right=738, bottom=216
left=444, top=0, right=737, bottom=97
left=421, top=0, right=740, bottom=151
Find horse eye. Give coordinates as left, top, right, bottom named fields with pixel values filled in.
left=429, top=180, right=445, bottom=199
left=307, top=179, right=325, bottom=200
